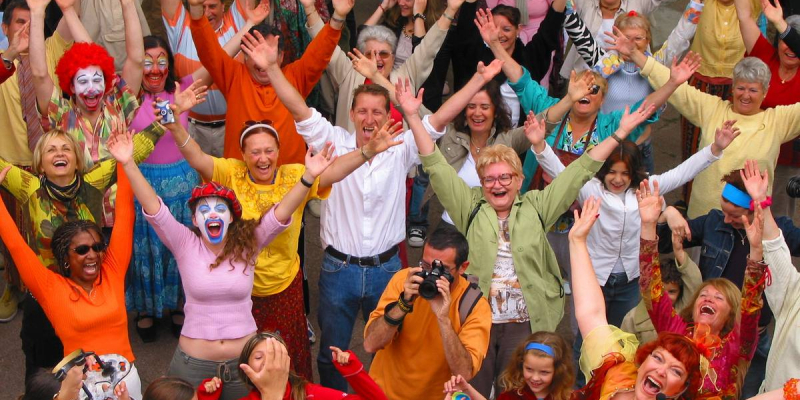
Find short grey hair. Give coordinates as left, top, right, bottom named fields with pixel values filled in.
left=733, top=57, right=771, bottom=92
left=356, top=25, right=398, bottom=54
left=787, top=15, right=800, bottom=34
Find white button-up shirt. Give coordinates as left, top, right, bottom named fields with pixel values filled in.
left=296, top=109, right=445, bottom=257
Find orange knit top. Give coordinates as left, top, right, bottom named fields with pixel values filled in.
left=0, top=166, right=135, bottom=361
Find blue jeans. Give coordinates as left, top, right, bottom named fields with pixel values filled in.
left=408, top=165, right=430, bottom=230
left=317, top=251, right=402, bottom=391
left=638, top=138, right=655, bottom=175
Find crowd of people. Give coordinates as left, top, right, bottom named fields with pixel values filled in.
left=2, top=0, right=800, bottom=398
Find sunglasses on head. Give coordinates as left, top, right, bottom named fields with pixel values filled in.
left=72, top=242, right=107, bottom=256
left=245, top=119, right=274, bottom=126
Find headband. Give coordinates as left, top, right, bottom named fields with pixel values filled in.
left=239, top=123, right=280, bottom=148
left=721, top=183, right=752, bottom=209
left=525, top=342, right=555, bottom=357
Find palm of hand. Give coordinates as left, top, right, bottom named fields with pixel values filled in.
left=333, top=0, right=355, bottom=15
left=639, top=197, right=661, bottom=223
left=247, top=4, right=270, bottom=24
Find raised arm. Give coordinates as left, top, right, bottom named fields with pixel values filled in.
left=157, top=81, right=215, bottom=181
left=55, top=0, right=92, bottom=43
left=161, top=0, right=182, bottom=20
left=735, top=0, right=761, bottom=53
left=397, top=79, right=435, bottom=155
left=427, top=60, right=504, bottom=132
left=273, top=144, right=336, bottom=223
left=29, top=0, right=56, bottom=113
left=563, top=12, right=608, bottom=72
left=108, top=127, right=161, bottom=217
left=475, top=9, right=523, bottom=83
left=254, top=33, right=313, bottom=122
left=363, top=0, right=395, bottom=26
left=120, top=0, right=145, bottom=93
left=542, top=71, right=595, bottom=124
left=639, top=51, right=702, bottom=110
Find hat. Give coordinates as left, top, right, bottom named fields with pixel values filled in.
left=189, top=182, right=243, bottom=219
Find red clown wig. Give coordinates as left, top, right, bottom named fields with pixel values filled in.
left=55, top=42, right=116, bottom=97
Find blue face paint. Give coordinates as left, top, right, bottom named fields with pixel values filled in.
left=195, top=197, right=232, bottom=245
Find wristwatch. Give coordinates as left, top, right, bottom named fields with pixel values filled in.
left=413, top=13, right=426, bottom=21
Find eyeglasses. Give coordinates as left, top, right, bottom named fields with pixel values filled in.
left=364, top=50, right=393, bottom=60
left=481, top=173, right=515, bottom=187
left=245, top=119, right=274, bottom=126
left=72, top=242, right=107, bottom=255
left=589, top=84, right=601, bottom=95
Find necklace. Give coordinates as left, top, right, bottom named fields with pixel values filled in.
left=733, top=228, right=746, bottom=245
left=471, top=137, right=487, bottom=154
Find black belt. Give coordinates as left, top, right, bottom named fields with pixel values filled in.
left=324, top=245, right=399, bottom=267
left=189, top=118, right=226, bottom=128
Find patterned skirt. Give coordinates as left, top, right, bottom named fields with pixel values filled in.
left=126, top=159, right=199, bottom=317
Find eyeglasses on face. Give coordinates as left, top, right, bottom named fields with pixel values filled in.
left=481, top=173, right=515, bottom=187
left=72, top=242, right=107, bottom=256
left=364, top=50, right=393, bottom=60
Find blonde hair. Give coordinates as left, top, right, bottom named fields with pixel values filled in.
left=680, top=278, right=742, bottom=336
left=31, top=129, right=86, bottom=176
left=475, top=144, right=524, bottom=178
left=614, top=13, right=652, bottom=46
left=575, top=70, right=608, bottom=97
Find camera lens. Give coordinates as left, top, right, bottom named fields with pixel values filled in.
left=418, top=279, right=439, bottom=299
left=787, top=176, right=800, bottom=199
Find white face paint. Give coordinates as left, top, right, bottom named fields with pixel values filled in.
left=194, top=197, right=233, bottom=245
left=72, top=66, right=105, bottom=112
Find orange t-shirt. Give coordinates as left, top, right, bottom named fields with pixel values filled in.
left=0, top=166, right=135, bottom=361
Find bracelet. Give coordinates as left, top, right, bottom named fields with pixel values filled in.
left=397, top=293, right=414, bottom=313
left=177, top=135, right=192, bottom=149
left=360, top=147, right=372, bottom=161
left=442, top=11, right=455, bottom=21
left=413, top=12, right=426, bottom=21
left=331, top=14, right=345, bottom=23
left=611, top=132, right=623, bottom=144
left=784, top=378, right=799, bottom=400
left=300, top=176, right=314, bottom=188
left=749, top=196, right=773, bottom=211
left=383, top=302, right=404, bottom=326
left=379, top=3, right=386, bottom=12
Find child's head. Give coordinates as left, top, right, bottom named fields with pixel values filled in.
left=143, top=377, right=196, bottom=400
left=661, top=258, right=684, bottom=306
left=239, top=331, right=308, bottom=400
left=595, top=140, right=647, bottom=195
left=498, top=332, right=574, bottom=400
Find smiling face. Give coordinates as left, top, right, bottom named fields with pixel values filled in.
left=350, top=92, right=389, bottom=147
left=71, top=66, right=106, bottom=113
left=603, top=160, right=632, bottom=194
left=720, top=198, right=752, bottom=229
left=621, top=26, right=649, bottom=56
left=778, top=40, right=800, bottom=70
left=465, top=91, right=496, bottom=136
left=364, top=39, right=395, bottom=79
left=203, top=0, right=225, bottom=31
left=398, top=0, right=414, bottom=17
left=1, top=7, right=31, bottom=44
left=635, top=347, right=688, bottom=400
left=481, top=162, right=522, bottom=214
left=192, top=196, right=233, bottom=245
left=523, top=354, right=555, bottom=398
left=692, top=284, right=733, bottom=335
left=245, top=40, right=283, bottom=86
left=143, top=46, right=169, bottom=94
left=572, top=83, right=604, bottom=118
left=67, top=230, right=105, bottom=289
left=731, top=80, right=766, bottom=116
left=40, top=135, right=78, bottom=182
left=242, top=132, right=280, bottom=185
left=493, top=15, right=519, bottom=54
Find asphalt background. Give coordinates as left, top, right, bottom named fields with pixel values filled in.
left=2, top=0, right=799, bottom=397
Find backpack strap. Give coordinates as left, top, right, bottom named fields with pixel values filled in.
left=458, top=274, right=484, bottom=327
left=465, top=203, right=482, bottom=234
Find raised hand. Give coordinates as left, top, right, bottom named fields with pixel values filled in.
left=241, top=31, right=279, bottom=70
left=740, top=159, right=769, bottom=203
left=382, top=0, right=398, bottom=10
left=333, top=0, right=355, bottom=17
left=107, top=128, right=136, bottom=165
left=569, top=197, right=601, bottom=242
left=244, top=0, right=271, bottom=25
left=395, top=78, right=424, bottom=117
left=364, top=120, right=405, bottom=157
left=27, top=0, right=51, bottom=13
left=671, top=230, right=687, bottom=265
left=711, top=120, right=740, bottom=155
left=348, top=48, right=379, bottom=80
left=474, top=8, right=500, bottom=46
left=173, top=81, right=209, bottom=116
left=476, top=59, right=504, bottom=83
left=151, top=98, right=180, bottom=131
left=4, top=21, right=30, bottom=61
left=636, top=180, right=663, bottom=225
left=203, top=377, right=223, bottom=394
left=761, top=0, right=785, bottom=27
left=669, top=52, right=702, bottom=86
left=54, top=0, right=76, bottom=10
left=240, top=338, right=291, bottom=395
left=617, top=103, right=657, bottom=137
left=605, top=26, right=637, bottom=58
left=304, top=142, right=337, bottom=178
left=447, top=0, right=467, bottom=13
left=743, top=203, right=764, bottom=251
left=298, top=0, right=316, bottom=12
left=187, top=0, right=204, bottom=7
left=523, top=112, right=546, bottom=147
left=414, top=0, right=428, bottom=14
left=567, top=70, right=595, bottom=102
left=330, top=346, right=351, bottom=365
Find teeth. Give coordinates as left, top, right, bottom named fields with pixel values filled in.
left=646, top=377, right=662, bottom=390
left=700, top=305, right=716, bottom=315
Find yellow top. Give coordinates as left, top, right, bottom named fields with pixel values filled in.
left=212, top=158, right=330, bottom=296
left=689, top=0, right=759, bottom=78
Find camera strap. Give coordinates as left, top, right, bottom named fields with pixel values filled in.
left=458, top=275, right=483, bottom=327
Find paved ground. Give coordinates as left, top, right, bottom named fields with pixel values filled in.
left=3, top=0, right=799, bottom=397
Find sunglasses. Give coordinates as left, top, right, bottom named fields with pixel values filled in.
left=72, top=242, right=107, bottom=256
left=245, top=119, right=274, bottom=126
left=590, top=84, right=601, bottom=95
left=364, top=50, right=393, bottom=60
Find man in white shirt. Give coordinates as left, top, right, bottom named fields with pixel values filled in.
left=257, top=32, right=444, bottom=391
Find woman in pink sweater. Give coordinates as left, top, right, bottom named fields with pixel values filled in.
left=108, top=127, right=337, bottom=400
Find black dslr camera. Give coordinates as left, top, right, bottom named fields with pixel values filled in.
left=415, top=259, right=454, bottom=299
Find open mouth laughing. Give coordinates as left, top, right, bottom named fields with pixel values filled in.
left=642, top=376, right=663, bottom=396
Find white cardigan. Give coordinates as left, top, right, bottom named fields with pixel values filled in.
left=534, top=144, right=720, bottom=285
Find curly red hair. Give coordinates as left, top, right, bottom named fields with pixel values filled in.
left=635, top=332, right=702, bottom=400
left=55, top=42, right=116, bottom=97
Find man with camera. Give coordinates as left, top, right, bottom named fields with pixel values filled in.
left=364, top=225, right=491, bottom=400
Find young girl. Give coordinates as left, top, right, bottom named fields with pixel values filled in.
left=197, top=332, right=387, bottom=400
left=443, top=332, right=574, bottom=400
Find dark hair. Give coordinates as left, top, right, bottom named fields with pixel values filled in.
left=351, top=83, right=391, bottom=112
left=143, top=35, right=178, bottom=94
left=2, top=0, right=29, bottom=27
left=635, top=332, right=702, bottom=400
left=382, top=0, right=443, bottom=31
left=720, top=168, right=748, bottom=209
left=249, top=23, right=284, bottom=53
left=425, top=224, right=469, bottom=267
left=453, top=80, right=512, bottom=135
left=23, top=368, right=60, bottom=400
left=595, top=140, right=648, bottom=190
left=661, top=258, right=684, bottom=301
left=189, top=199, right=262, bottom=271
left=51, top=220, right=105, bottom=278
left=143, top=377, right=195, bottom=400
left=239, top=332, right=308, bottom=400
left=491, top=5, right=521, bottom=26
